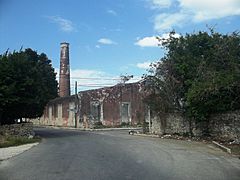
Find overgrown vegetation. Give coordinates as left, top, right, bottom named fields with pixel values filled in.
left=144, top=30, right=240, bottom=128
left=0, top=49, right=58, bottom=125
left=0, top=135, right=41, bottom=148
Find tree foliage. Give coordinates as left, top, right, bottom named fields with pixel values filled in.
left=0, top=48, right=58, bottom=124
left=144, top=30, right=240, bottom=122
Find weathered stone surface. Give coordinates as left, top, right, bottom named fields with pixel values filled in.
left=151, top=110, right=240, bottom=142
left=151, top=115, right=162, bottom=134
left=151, top=113, right=189, bottom=135
left=32, top=96, right=76, bottom=127
left=33, top=82, right=145, bottom=128
left=165, top=113, right=189, bottom=135
left=0, top=123, right=34, bottom=138
left=209, top=110, right=240, bottom=142
left=59, top=42, right=70, bottom=97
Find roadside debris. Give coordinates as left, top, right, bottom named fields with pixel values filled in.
left=129, top=131, right=240, bottom=155
left=129, top=130, right=140, bottom=135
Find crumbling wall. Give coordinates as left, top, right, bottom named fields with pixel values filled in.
left=151, top=113, right=189, bottom=135
left=208, top=110, right=240, bottom=142
left=164, top=113, right=189, bottom=135
left=32, top=96, right=76, bottom=127
left=150, top=110, right=240, bottom=142
left=151, top=115, right=162, bottom=134
left=0, top=123, right=34, bottom=138
left=79, top=83, right=145, bottom=127
left=33, top=82, right=145, bottom=128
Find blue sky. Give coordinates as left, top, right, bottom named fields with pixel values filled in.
left=0, top=0, right=240, bottom=93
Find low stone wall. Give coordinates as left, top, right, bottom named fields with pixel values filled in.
left=151, top=113, right=189, bottom=135
left=150, top=110, right=240, bottom=142
left=151, top=115, right=162, bottom=134
left=209, top=110, right=240, bottom=142
left=165, top=113, right=190, bottom=135
left=0, top=123, right=34, bottom=138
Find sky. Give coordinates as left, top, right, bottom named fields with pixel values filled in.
left=0, top=0, right=240, bottom=93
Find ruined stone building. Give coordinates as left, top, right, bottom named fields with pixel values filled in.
left=35, top=82, right=146, bottom=128
left=79, top=82, right=145, bottom=127
left=33, top=42, right=240, bottom=142
left=33, top=42, right=146, bottom=128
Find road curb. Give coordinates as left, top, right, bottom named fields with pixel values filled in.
left=212, top=141, right=231, bottom=154
left=0, top=142, right=39, bottom=161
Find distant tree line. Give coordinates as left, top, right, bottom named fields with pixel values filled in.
left=144, top=30, right=240, bottom=133
left=0, top=48, right=58, bottom=125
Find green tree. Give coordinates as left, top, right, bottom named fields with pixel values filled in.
left=144, top=30, right=240, bottom=132
left=0, top=49, right=58, bottom=124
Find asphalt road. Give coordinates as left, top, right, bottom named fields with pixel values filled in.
left=0, top=128, right=239, bottom=180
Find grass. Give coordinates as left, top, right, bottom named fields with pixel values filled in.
left=225, top=144, right=240, bottom=155
left=0, top=135, right=41, bottom=148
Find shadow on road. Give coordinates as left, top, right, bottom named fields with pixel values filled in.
left=34, top=127, right=86, bottom=139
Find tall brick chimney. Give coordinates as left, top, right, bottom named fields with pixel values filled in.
left=59, top=42, right=70, bottom=97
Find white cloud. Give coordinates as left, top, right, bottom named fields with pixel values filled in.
left=107, top=9, right=117, bottom=16
left=136, top=61, right=151, bottom=69
left=148, top=0, right=240, bottom=32
left=148, top=0, right=172, bottom=9
left=55, top=68, right=119, bottom=91
left=178, top=0, right=240, bottom=21
left=95, top=45, right=101, bottom=48
left=127, top=75, right=142, bottom=84
left=135, top=33, right=180, bottom=47
left=154, top=32, right=181, bottom=46
left=55, top=67, right=143, bottom=92
left=158, top=32, right=181, bottom=43
left=98, top=38, right=117, bottom=45
left=154, top=12, right=187, bottom=32
left=46, top=16, right=76, bottom=32
left=71, top=69, right=112, bottom=91
left=70, top=69, right=106, bottom=79
left=135, top=36, right=159, bottom=47
left=55, top=68, right=107, bottom=82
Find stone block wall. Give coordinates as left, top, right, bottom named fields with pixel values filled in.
left=150, top=110, right=240, bottom=142
left=209, top=110, right=240, bottom=141
left=151, top=115, right=162, bottom=134
left=165, top=113, right=189, bottom=135
left=151, top=113, right=189, bottom=135
left=0, top=123, right=34, bottom=138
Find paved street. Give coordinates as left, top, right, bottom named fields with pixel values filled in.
left=0, top=128, right=239, bottom=180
